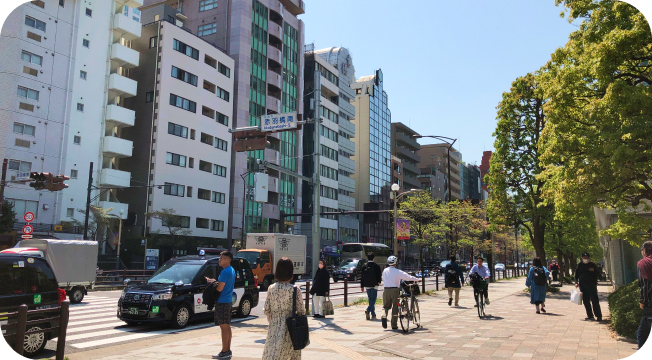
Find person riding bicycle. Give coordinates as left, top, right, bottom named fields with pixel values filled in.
left=469, top=257, right=491, bottom=305
left=381, top=255, right=419, bottom=330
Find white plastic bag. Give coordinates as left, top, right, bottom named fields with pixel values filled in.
left=570, top=289, right=583, bottom=305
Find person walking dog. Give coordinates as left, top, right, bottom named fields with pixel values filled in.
left=637, top=241, right=652, bottom=349
left=360, top=252, right=382, bottom=320
left=526, top=257, right=550, bottom=314
left=381, top=255, right=418, bottom=330
left=575, top=252, right=603, bottom=321
left=445, top=255, right=464, bottom=307
left=310, top=260, right=330, bottom=318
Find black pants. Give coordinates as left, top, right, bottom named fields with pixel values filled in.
left=637, top=309, right=652, bottom=349
left=552, top=270, right=558, bottom=281
left=580, top=283, right=602, bottom=319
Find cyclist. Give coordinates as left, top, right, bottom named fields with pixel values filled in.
left=381, top=255, right=419, bottom=330
left=469, top=257, right=491, bottom=305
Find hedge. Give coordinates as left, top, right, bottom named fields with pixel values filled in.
left=608, top=280, right=643, bottom=339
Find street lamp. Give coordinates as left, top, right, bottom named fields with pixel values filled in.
left=391, top=184, right=425, bottom=260
left=109, top=209, right=124, bottom=270
left=412, top=135, right=457, bottom=203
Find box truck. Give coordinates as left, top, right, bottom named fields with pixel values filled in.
left=237, top=233, right=306, bottom=290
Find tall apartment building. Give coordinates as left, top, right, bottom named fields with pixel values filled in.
left=300, top=46, right=358, bottom=251
left=351, top=69, right=392, bottom=246
left=466, top=164, right=481, bottom=200
left=140, top=0, right=305, bottom=244
left=417, top=166, right=447, bottom=202
left=480, top=150, right=492, bottom=192
left=0, top=0, right=142, bottom=234
left=119, top=12, right=234, bottom=255
left=417, top=144, right=462, bottom=201
left=390, top=122, right=420, bottom=191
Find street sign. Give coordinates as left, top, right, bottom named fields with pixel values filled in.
left=21, top=235, right=33, bottom=239
left=260, top=112, right=297, bottom=132
left=54, top=225, right=62, bottom=231
left=145, top=249, right=159, bottom=270
left=24, top=212, right=35, bottom=222
left=15, top=172, right=31, bottom=181
left=22, top=224, right=34, bottom=235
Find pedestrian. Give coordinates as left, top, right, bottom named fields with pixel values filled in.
left=207, top=251, right=236, bottom=360
left=360, top=252, right=382, bottom=320
left=549, top=260, right=560, bottom=283
left=575, top=252, right=602, bottom=321
left=444, top=255, right=464, bottom=307
left=381, top=255, right=419, bottom=330
left=526, top=257, right=550, bottom=314
left=636, top=241, right=652, bottom=349
left=469, top=257, right=491, bottom=305
left=310, top=260, right=330, bottom=318
left=263, top=257, right=304, bottom=360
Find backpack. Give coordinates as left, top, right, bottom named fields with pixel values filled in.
left=445, top=266, right=458, bottom=284
left=361, top=264, right=377, bottom=287
left=533, top=266, right=547, bottom=286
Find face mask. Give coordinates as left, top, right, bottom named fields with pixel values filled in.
left=318, top=264, right=324, bottom=269
left=582, top=259, right=589, bottom=264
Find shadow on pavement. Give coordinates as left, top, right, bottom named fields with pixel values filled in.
left=481, top=315, right=504, bottom=320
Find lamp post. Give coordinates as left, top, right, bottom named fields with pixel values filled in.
left=110, top=209, right=124, bottom=270
left=412, top=135, right=457, bottom=202
left=391, top=184, right=425, bottom=260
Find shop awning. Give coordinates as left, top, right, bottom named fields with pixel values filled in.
left=323, top=252, right=340, bottom=257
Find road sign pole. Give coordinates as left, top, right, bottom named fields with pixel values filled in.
left=83, top=162, right=93, bottom=240
left=311, top=69, right=321, bottom=279
left=0, top=159, right=8, bottom=214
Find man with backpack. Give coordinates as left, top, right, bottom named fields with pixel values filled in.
left=445, top=255, right=465, bottom=307
left=360, top=252, right=382, bottom=320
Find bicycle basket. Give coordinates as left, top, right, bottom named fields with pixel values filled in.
left=401, top=281, right=420, bottom=296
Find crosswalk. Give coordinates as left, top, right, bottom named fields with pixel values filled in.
left=63, top=294, right=253, bottom=350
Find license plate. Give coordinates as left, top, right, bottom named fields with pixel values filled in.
left=128, top=307, right=139, bottom=315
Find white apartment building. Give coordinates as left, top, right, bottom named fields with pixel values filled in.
left=0, top=0, right=141, bottom=234
left=121, top=18, right=234, bottom=250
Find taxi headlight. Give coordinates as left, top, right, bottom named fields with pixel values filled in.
left=153, top=293, right=172, bottom=301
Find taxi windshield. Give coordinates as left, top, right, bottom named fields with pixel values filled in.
left=148, top=262, right=203, bottom=284
left=339, top=259, right=358, bottom=269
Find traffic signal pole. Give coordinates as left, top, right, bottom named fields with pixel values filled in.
left=83, top=162, right=93, bottom=240
left=0, top=159, right=8, bottom=214
left=311, top=69, right=321, bottom=279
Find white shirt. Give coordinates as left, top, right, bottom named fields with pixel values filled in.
left=382, top=266, right=419, bottom=288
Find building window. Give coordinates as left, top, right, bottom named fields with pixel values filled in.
left=168, top=122, right=188, bottom=138
left=8, top=160, right=31, bottom=173
left=210, top=220, right=224, bottom=231
left=13, top=123, right=35, bottom=136
left=320, top=185, right=338, bottom=200
left=70, top=169, right=78, bottom=179
left=196, top=218, right=209, bottom=229
left=205, top=55, right=217, bottom=68
left=203, top=80, right=216, bottom=94
left=216, top=87, right=229, bottom=102
left=173, top=39, right=199, bottom=60
left=166, top=152, right=187, bottom=167
left=19, top=103, right=35, bottom=112
left=77, top=103, right=84, bottom=112
left=214, top=138, right=228, bottom=151
left=213, top=164, right=227, bottom=177
left=7, top=199, right=38, bottom=219
left=164, top=182, right=185, bottom=197
left=18, top=86, right=40, bottom=101
left=162, top=216, right=190, bottom=228
left=216, top=112, right=228, bottom=126
left=85, top=8, right=92, bottom=17
left=169, top=94, right=196, bottom=113
left=31, top=0, right=45, bottom=8
left=146, top=91, right=154, bottom=103
left=149, top=36, right=157, bottom=48
left=21, top=50, right=42, bottom=66
left=67, top=208, right=74, bottom=218
left=218, top=63, right=230, bottom=78
left=320, top=126, right=338, bottom=142
left=320, top=165, right=338, bottom=181
left=199, top=160, right=211, bottom=173
left=25, top=16, right=46, bottom=32
left=79, top=70, right=87, bottom=80
left=321, top=145, right=338, bottom=161
left=198, top=23, right=217, bottom=37
left=73, top=136, right=81, bottom=145
left=200, top=133, right=213, bottom=146
left=82, top=39, right=90, bottom=48
left=59, top=0, right=64, bottom=7
left=171, top=66, right=198, bottom=86
left=198, top=188, right=211, bottom=200
left=212, top=191, right=225, bottom=204
left=199, top=0, right=218, bottom=11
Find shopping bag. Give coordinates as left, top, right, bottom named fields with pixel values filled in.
left=323, top=297, right=334, bottom=316
left=570, top=289, right=583, bottom=305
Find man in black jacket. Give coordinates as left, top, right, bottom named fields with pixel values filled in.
left=575, top=252, right=602, bottom=321
left=360, top=252, right=382, bottom=320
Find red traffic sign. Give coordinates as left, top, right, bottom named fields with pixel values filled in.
left=24, top=212, right=35, bottom=222
left=22, top=224, right=34, bottom=235
left=21, top=235, right=33, bottom=239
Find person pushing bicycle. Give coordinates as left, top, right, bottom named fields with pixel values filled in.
left=381, top=256, right=419, bottom=330
left=469, top=257, right=491, bottom=305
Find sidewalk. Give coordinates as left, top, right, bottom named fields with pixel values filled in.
left=68, top=278, right=640, bottom=360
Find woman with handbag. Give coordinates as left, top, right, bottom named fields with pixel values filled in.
left=263, top=257, right=306, bottom=360
left=310, top=260, right=330, bottom=318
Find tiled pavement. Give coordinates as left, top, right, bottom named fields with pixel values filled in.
left=68, top=278, right=643, bottom=360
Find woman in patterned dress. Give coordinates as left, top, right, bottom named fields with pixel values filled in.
left=262, top=257, right=305, bottom=360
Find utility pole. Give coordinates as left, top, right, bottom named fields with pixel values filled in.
left=311, top=69, right=321, bottom=279
left=0, top=159, right=8, bottom=214
left=83, top=162, right=93, bottom=240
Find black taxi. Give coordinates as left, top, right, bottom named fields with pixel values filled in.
left=117, top=255, right=259, bottom=328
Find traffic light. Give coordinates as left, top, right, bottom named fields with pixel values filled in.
left=51, top=175, right=69, bottom=191
left=29, top=172, right=52, bottom=190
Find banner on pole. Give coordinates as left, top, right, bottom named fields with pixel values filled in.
left=396, top=219, right=410, bottom=240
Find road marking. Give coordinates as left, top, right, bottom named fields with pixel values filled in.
left=69, top=312, right=118, bottom=320
left=66, top=327, right=147, bottom=341
left=71, top=331, right=164, bottom=349
left=71, top=300, right=118, bottom=307
left=68, top=315, right=120, bottom=327
left=66, top=321, right=127, bottom=334
left=68, top=307, right=118, bottom=316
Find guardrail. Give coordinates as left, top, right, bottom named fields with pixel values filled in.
left=96, top=269, right=156, bottom=285
left=1, top=301, right=70, bottom=360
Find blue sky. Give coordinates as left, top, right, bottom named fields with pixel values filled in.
left=302, top=0, right=579, bottom=165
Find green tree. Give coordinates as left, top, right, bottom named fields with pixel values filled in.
left=442, top=200, right=487, bottom=258
left=487, top=74, right=553, bottom=260
left=545, top=208, right=602, bottom=276
left=539, top=0, right=652, bottom=246
left=0, top=200, right=17, bottom=233
left=73, top=206, right=113, bottom=245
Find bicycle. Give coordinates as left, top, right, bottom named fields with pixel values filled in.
left=398, top=280, right=421, bottom=332
left=468, top=275, right=487, bottom=318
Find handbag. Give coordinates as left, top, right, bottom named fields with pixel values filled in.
left=286, top=287, right=310, bottom=350
left=323, top=296, right=334, bottom=316
left=570, top=289, right=583, bottom=305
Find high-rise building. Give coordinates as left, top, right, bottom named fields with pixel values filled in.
left=466, top=164, right=481, bottom=200
left=140, top=0, right=305, bottom=245
left=390, top=122, right=421, bottom=191
left=119, top=12, right=234, bottom=256
left=0, top=0, right=142, bottom=234
left=351, top=69, right=392, bottom=246
left=417, top=144, right=462, bottom=200
left=480, top=150, right=492, bottom=192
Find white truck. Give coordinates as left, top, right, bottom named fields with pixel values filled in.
left=237, top=233, right=307, bottom=290
left=15, top=239, right=99, bottom=303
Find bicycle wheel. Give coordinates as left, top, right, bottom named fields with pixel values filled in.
left=412, top=296, right=421, bottom=328
left=399, top=298, right=410, bottom=332
left=475, top=291, right=483, bottom=318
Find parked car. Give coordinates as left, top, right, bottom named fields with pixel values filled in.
left=494, top=263, right=506, bottom=271
left=0, top=249, right=67, bottom=356
left=117, top=254, right=259, bottom=329
left=333, top=258, right=367, bottom=282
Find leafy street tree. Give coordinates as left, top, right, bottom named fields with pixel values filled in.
left=443, top=200, right=488, bottom=261
left=71, top=206, right=113, bottom=248
left=540, top=0, right=652, bottom=246
left=147, top=208, right=192, bottom=253
left=487, top=74, right=553, bottom=260
left=0, top=200, right=17, bottom=234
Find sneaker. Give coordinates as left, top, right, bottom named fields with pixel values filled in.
left=381, top=316, right=387, bottom=329
left=372, top=314, right=377, bottom=320
left=448, top=298, right=452, bottom=306
left=365, top=311, right=370, bottom=320
left=212, top=350, right=232, bottom=359
left=474, top=304, right=478, bottom=307
left=597, top=317, right=602, bottom=321
left=485, top=298, right=490, bottom=305
left=391, top=326, right=399, bottom=330
left=541, top=308, right=546, bottom=313
left=585, top=317, right=595, bottom=321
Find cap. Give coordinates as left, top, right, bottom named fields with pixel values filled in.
left=582, top=252, right=590, bottom=257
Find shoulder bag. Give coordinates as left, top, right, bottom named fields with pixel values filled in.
left=286, top=287, right=310, bottom=350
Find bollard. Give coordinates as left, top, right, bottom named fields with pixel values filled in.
left=422, top=274, right=425, bottom=294
left=504, top=269, right=506, bottom=280
left=344, top=278, right=348, bottom=307
left=305, top=281, right=311, bottom=314
left=56, top=301, right=70, bottom=360
left=14, top=304, right=28, bottom=356
left=436, top=272, right=439, bottom=291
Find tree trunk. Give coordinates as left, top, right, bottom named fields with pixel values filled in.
left=568, top=252, right=577, bottom=276
left=419, top=246, right=425, bottom=293
left=531, top=216, right=546, bottom=260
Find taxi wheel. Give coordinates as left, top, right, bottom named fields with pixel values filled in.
left=23, top=325, right=47, bottom=356
left=172, top=304, right=191, bottom=329
left=237, top=296, right=252, bottom=318
left=70, top=288, right=85, bottom=303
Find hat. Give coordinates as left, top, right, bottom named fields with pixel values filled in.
left=581, top=252, right=590, bottom=257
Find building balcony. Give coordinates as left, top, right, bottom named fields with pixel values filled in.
left=263, top=203, right=280, bottom=220
left=269, top=1, right=284, bottom=18
left=265, top=147, right=280, bottom=164
left=279, top=0, right=305, bottom=15
left=268, top=46, right=282, bottom=66
left=338, top=175, right=355, bottom=192
left=267, top=71, right=282, bottom=90
left=108, top=73, right=137, bottom=99
left=115, top=0, right=143, bottom=8
left=339, top=118, right=355, bottom=135
left=338, top=137, right=355, bottom=155
left=105, top=105, right=135, bottom=128
left=404, top=175, right=421, bottom=190
left=102, top=136, right=133, bottom=158
left=110, top=43, right=139, bottom=70
left=339, top=99, right=356, bottom=116
left=98, top=201, right=128, bottom=219
left=339, top=156, right=355, bottom=173
left=268, top=175, right=279, bottom=193
left=269, top=23, right=283, bottom=41
left=396, top=132, right=420, bottom=150
left=100, top=168, right=131, bottom=188
left=402, top=161, right=420, bottom=176
left=339, top=194, right=355, bottom=210
left=267, top=95, right=281, bottom=113
left=398, top=146, right=421, bottom=163
left=113, top=13, right=141, bottom=41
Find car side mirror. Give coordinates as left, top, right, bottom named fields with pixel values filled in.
left=255, top=258, right=261, bottom=264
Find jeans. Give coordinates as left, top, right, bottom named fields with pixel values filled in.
left=580, top=283, right=602, bottom=319
left=366, top=288, right=378, bottom=316
left=637, top=309, right=652, bottom=349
